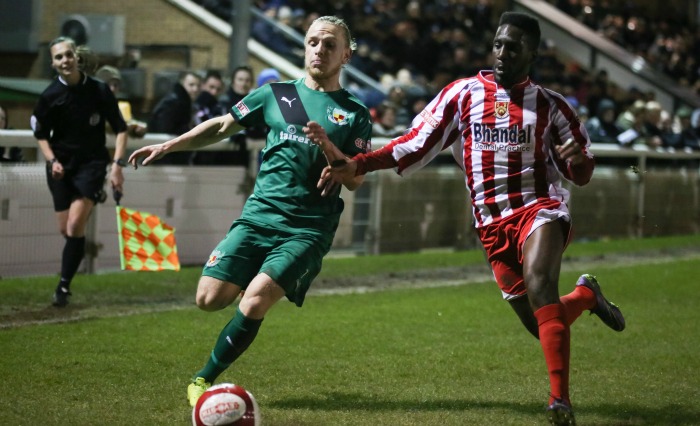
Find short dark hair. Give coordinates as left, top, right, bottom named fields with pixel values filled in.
left=178, top=70, right=201, bottom=83
left=204, top=69, right=223, bottom=82
left=498, top=12, right=541, bottom=50
left=230, top=65, right=253, bottom=81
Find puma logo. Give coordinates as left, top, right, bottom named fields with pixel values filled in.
left=281, top=96, right=296, bottom=107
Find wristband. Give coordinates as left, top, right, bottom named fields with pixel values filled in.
left=114, top=158, right=127, bottom=167
left=47, top=158, right=58, bottom=166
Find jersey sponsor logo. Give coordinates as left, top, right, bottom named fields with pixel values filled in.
left=235, top=100, right=250, bottom=117
left=279, top=127, right=311, bottom=145
left=89, top=113, right=100, bottom=126
left=419, top=109, right=438, bottom=128
left=205, top=249, right=224, bottom=267
left=281, top=96, right=296, bottom=107
left=472, top=123, right=533, bottom=151
left=327, top=106, right=350, bottom=125
left=494, top=101, right=509, bottom=119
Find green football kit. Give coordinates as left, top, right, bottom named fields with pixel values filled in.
left=202, top=78, right=372, bottom=306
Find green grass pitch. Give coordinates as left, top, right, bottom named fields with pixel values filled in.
left=1, top=235, right=699, bottom=425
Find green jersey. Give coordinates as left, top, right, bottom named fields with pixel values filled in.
left=230, top=78, right=372, bottom=235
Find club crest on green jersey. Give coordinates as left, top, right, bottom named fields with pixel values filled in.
left=206, top=249, right=224, bottom=267
left=327, top=106, right=351, bottom=125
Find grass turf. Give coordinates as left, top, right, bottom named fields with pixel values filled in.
left=1, top=235, right=699, bottom=425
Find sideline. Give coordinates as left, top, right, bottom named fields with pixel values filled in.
left=2, top=251, right=698, bottom=330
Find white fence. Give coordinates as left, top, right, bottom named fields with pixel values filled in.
left=1, top=130, right=699, bottom=278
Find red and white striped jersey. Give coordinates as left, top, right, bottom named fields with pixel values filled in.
left=363, top=71, right=594, bottom=228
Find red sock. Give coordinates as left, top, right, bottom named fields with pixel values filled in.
left=560, top=285, right=596, bottom=325
left=534, top=303, right=570, bottom=405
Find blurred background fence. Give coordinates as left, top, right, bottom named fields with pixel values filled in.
left=1, top=130, right=699, bottom=278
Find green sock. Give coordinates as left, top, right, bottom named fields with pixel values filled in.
left=194, top=307, right=263, bottom=383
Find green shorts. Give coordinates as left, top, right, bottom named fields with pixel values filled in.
left=202, top=221, right=332, bottom=307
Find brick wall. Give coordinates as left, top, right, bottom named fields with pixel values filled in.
left=33, top=0, right=269, bottom=111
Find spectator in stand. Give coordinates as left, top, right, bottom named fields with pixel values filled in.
left=148, top=70, right=201, bottom=164
left=194, top=70, right=227, bottom=126
left=585, top=98, right=621, bottom=144
left=640, top=100, right=666, bottom=149
left=0, top=105, right=23, bottom=162
left=219, top=65, right=264, bottom=146
left=76, top=45, right=99, bottom=76
left=672, top=106, right=700, bottom=151
left=585, top=69, right=613, bottom=118
left=251, top=6, right=302, bottom=66
left=371, top=102, right=404, bottom=138
left=190, top=70, right=231, bottom=165
left=219, top=66, right=254, bottom=112
left=195, top=65, right=258, bottom=166
left=692, top=108, right=700, bottom=132
left=256, top=67, right=281, bottom=88
left=657, top=106, right=700, bottom=167
left=95, top=66, right=147, bottom=138
left=384, top=84, right=412, bottom=127
left=577, top=105, right=590, bottom=124
left=615, top=99, right=646, bottom=147
left=197, top=0, right=232, bottom=20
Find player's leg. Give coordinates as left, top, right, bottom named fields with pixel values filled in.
left=52, top=160, right=107, bottom=306
left=559, top=275, right=596, bottom=326
left=508, top=296, right=539, bottom=338
left=569, top=274, right=625, bottom=331
left=523, top=219, right=573, bottom=418
left=195, top=275, right=243, bottom=312
left=194, top=273, right=283, bottom=377
left=47, top=167, right=72, bottom=306
left=53, top=197, right=94, bottom=306
left=478, top=220, right=539, bottom=339
left=188, top=223, right=281, bottom=405
left=190, top=274, right=284, bottom=400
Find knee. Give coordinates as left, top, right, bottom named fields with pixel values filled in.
left=64, top=220, right=86, bottom=238
left=237, top=296, right=269, bottom=319
left=525, top=272, right=559, bottom=308
left=195, top=291, right=229, bottom=312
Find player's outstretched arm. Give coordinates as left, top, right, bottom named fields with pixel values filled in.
left=128, top=114, right=242, bottom=168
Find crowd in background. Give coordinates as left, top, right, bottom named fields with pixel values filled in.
left=212, top=0, right=700, bottom=156
left=4, top=1, right=698, bottom=166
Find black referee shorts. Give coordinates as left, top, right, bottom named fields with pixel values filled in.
left=46, top=159, right=108, bottom=211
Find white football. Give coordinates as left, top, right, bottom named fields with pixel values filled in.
left=192, top=383, right=261, bottom=426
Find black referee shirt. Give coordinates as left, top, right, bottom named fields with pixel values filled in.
left=32, top=73, right=127, bottom=163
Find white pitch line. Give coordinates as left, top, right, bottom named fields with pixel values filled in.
left=3, top=252, right=698, bottom=329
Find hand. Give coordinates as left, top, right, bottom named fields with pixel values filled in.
left=128, top=144, right=167, bottom=168
left=318, top=166, right=341, bottom=197
left=555, top=138, right=585, bottom=165
left=316, top=160, right=359, bottom=195
left=49, top=160, right=65, bottom=180
left=303, top=121, right=346, bottom=164
left=110, top=165, right=124, bottom=194
left=127, top=122, right=147, bottom=138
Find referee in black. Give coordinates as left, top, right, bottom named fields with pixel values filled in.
left=32, top=37, right=128, bottom=307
